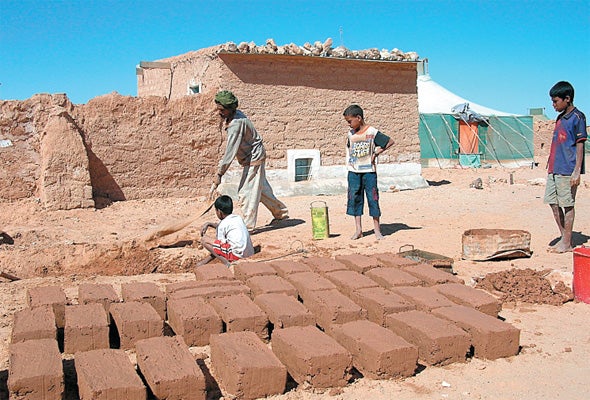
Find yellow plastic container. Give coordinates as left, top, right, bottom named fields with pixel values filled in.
left=310, top=201, right=330, bottom=240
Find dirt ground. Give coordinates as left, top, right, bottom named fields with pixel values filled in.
left=1, top=165, right=589, bottom=400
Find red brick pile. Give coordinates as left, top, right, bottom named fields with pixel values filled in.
left=7, top=252, right=520, bottom=399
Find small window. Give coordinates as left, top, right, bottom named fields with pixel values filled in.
left=188, top=81, right=201, bottom=95
left=295, top=158, right=313, bottom=182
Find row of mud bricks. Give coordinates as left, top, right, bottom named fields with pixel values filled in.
left=8, top=253, right=520, bottom=399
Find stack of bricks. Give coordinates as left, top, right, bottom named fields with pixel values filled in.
left=7, top=252, right=520, bottom=399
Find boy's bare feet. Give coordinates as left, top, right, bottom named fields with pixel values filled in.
left=350, top=231, right=363, bottom=240
left=375, top=231, right=384, bottom=240
left=547, top=245, right=573, bottom=253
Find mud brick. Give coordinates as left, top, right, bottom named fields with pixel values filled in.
left=78, top=283, right=119, bottom=322
left=284, top=271, right=337, bottom=297
left=166, top=279, right=244, bottom=295
left=64, top=303, right=109, bottom=353
left=110, top=301, right=163, bottom=349
left=349, top=287, right=415, bottom=326
left=402, top=263, right=463, bottom=285
left=334, top=253, right=380, bottom=273
left=208, top=293, right=269, bottom=340
left=300, top=256, right=349, bottom=275
left=8, top=338, right=63, bottom=400
left=11, top=305, right=56, bottom=343
left=433, top=283, right=501, bottom=316
left=233, top=261, right=277, bottom=281
left=268, top=259, right=312, bottom=277
left=386, top=310, right=470, bottom=366
left=254, top=293, right=315, bottom=329
left=167, top=297, right=222, bottom=346
left=245, top=275, right=298, bottom=298
left=136, top=336, right=206, bottom=400
left=365, top=266, right=423, bottom=289
left=75, top=348, right=146, bottom=399
left=121, top=281, right=167, bottom=320
left=391, top=286, right=457, bottom=311
left=210, top=331, right=287, bottom=399
left=373, top=252, right=420, bottom=267
left=299, top=288, right=366, bottom=329
left=432, top=305, right=520, bottom=360
left=271, top=325, right=352, bottom=388
left=168, top=283, right=251, bottom=301
left=328, top=320, right=418, bottom=379
left=194, top=262, right=235, bottom=281
left=26, top=285, right=67, bottom=328
left=325, top=270, right=379, bottom=296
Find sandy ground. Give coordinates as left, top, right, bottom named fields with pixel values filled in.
left=1, top=165, right=589, bottom=400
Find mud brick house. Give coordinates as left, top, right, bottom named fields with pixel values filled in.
left=136, top=41, right=428, bottom=195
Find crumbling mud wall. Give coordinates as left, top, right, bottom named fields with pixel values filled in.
left=0, top=92, right=221, bottom=208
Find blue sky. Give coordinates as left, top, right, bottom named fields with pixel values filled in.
left=1, top=0, right=589, bottom=118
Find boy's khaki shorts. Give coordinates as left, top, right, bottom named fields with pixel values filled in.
left=544, top=174, right=576, bottom=207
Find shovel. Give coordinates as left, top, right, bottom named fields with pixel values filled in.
left=142, top=184, right=217, bottom=244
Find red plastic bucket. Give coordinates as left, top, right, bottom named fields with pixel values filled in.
left=573, top=247, right=590, bottom=304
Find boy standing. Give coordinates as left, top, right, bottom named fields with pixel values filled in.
left=343, top=104, right=394, bottom=240
left=544, top=81, right=587, bottom=253
left=198, top=195, right=254, bottom=266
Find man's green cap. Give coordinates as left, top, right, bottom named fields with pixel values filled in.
left=215, top=90, right=238, bottom=109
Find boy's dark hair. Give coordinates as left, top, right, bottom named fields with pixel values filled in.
left=549, top=81, right=575, bottom=102
left=343, top=104, right=364, bottom=118
left=214, top=195, right=233, bottom=215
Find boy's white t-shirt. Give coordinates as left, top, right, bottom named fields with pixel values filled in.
left=216, top=214, right=254, bottom=258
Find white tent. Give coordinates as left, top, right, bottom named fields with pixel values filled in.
left=417, top=74, right=515, bottom=116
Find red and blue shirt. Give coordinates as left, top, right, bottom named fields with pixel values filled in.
left=547, top=107, right=587, bottom=175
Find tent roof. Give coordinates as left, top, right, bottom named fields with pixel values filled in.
left=418, top=74, right=515, bottom=116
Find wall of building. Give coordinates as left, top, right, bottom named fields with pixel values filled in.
left=137, top=48, right=421, bottom=168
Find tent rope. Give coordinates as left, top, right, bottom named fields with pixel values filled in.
left=419, top=114, right=445, bottom=168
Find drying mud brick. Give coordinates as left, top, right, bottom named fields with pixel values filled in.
left=210, top=331, right=287, bottom=399
left=233, top=261, right=277, bottom=281
left=365, top=266, right=423, bottom=289
left=121, top=281, right=167, bottom=320
left=194, top=262, right=235, bottom=281
left=271, top=325, right=353, bottom=388
left=26, top=285, right=67, bottom=328
left=245, top=275, right=298, bottom=298
left=168, top=282, right=251, bottom=301
left=373, top=252, right=420, bottom=268
left=328, top=320, right=419, bottom=379
left=299, top=288, right=367, bottom=329
left=166, top=279, right=243, bottom=295
left=208, top=293, right=269, bottom=340
left=254, top=293, right=316, bottom=329
left=284, top=271, right=338, bottom=296
left=402, top=263, right=463, bottom=285
left=64, top=303, right=109, bottom=353
left=75, top=348, right=146, bottom=399
left=8, top=338, right=63, bottom=400
left=268, top=260, right=312, bottom=278
left=301, top=256, right=349, bottom=275
left=386, top=310, right=471, bottom=366
left=334, top=254, right=381, bottom=273
left=136, top=336, right=206, bottom=400
left=392, top=286, right=457, bottom=311
left=432, top=305, right=520, bottom=360
left=109, top=301, right=163, bottom=349
left=11, top=305, right=56, bottom=344
left=348, top=287, right=416, bottom=326
left=433, top=283, right=502, bottom=316
left=325, top=270, right=379, bottom=296
left=167, top=297, right=222, bottom=346
left=78, top=283, right=119, bottom=322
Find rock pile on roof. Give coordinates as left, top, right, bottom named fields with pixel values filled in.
left=216, top=38, right=420, bottom=61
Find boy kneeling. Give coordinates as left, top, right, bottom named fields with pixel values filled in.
left=198, top=195, right=254, bottom=267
